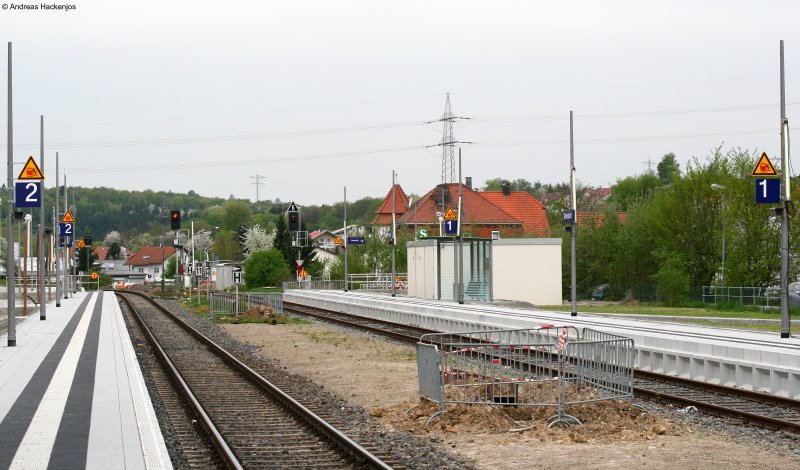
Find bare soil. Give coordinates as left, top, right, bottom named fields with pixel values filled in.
left=221, top=322, right=800, bottom=469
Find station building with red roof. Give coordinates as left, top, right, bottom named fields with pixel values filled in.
left=374, top=182, right=551, bottom=238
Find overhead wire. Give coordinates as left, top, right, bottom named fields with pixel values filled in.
left=471, top=102, right=800, bottom=123
left=66, top=145, right=427, bottom=175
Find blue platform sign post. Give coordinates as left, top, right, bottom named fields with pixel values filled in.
left=59, top=222, right=73, bottom=237
left=563, top=209, right=575, bottom=224
left=347, top=236, right=365, bottom=244
left=755, top=178, right=780, bottom=204
left=444, top=219, right=458, bottom=235
left=14, top=181, right=42, bottom=208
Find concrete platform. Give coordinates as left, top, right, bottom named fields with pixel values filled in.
left=0, top=291, right=172, bottom=470
left=285, top=290, right=800, bottom=399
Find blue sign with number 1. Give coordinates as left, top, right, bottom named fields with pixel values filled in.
left=15, top=181, right=41, bottom=208
left=444, top=219, right=458, bottom=234
left=756, top=178, right=780, bottom=204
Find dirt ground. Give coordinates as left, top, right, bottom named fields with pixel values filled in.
left=221, top=322, right=800, bottom=469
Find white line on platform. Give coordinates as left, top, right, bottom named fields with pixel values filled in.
left=9, top=294, right=98, bottom=470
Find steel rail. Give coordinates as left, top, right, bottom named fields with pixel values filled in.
left=118, top=292, right=242, bottom=470
left=286, top=300, right=800, bottom=435
left=118, top=290, right=393, bottom=470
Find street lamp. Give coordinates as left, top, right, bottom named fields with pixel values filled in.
left=711, top=184, right=726, bottom=291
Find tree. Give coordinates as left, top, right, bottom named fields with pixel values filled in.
left=221, top=200, right=252, bottom=231
left=608, top=173, right=661, bottom=211
left=243, top=249, right=290, bottom=288
left=186, top=231, right=214, bottom=259
left=164, top=256, right=177, bottom=278
left=102, top=230, right=121, bottom=246
left=76, top=246, right=99, bottom=273
left=273, top=215, right=293, bottom=266
left=653, top=252, right=690, bottom=306
left=128, top=232, right=154, bottom=252
left=211, top=230, right=240, bottom=261
left=108, top=242, right=121, bottom=260
left=242, top=225, right=275, bottom=258
left=657, top=153, right=681, bottom=184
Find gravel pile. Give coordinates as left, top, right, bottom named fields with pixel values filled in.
left=153, top=297, right=476, bottom=470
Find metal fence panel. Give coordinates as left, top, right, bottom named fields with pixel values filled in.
left=417, top=343, right=442, bottom=403
left=418, top=326, right=634, bottom=427
left=209, top=292, right=283, bottom=317
left=282, top=280, right=345, bottom=291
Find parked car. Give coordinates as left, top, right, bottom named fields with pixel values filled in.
left=764, top=283, right=800, bottom=308
left=591, top=284, right=611, bottom=300
left=789, top=282, right=800, bottom=308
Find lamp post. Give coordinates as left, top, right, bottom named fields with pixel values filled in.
left=711, top=183, right=726, bottom=291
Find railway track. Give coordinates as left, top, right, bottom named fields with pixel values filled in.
left=117, top=291, right=395, bottom=470
left=283, top=301, right=800, bottom=435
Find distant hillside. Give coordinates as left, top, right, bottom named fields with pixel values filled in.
left=1, top=186, right=382, bottom=242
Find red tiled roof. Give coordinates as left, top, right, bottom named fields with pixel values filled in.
left=576, top=211, right=627, bottom=228
left=93, top=246, right=110, bottom=260
left=398, top=184, right=520, bottom=226
left=309, top=229, right=336, bottom=240
left=372, top=184, right=409, bottom=225
left=479, top=191, right=551, bottom=237
left=124, top=246, right=177, bottom=266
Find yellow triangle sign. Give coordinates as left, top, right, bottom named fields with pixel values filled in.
left=17, top=156, right=44, bottom=180
left=752, top=151, right=778, bottom=177
left=443, top=206, right=457, bottom=220
left=334, top=236, right=343, bottom=245
left=61, top=210, right=75, bottom=223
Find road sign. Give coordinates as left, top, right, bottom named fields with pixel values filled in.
left=296, top=259, right=304, bottom=267
left=444, top=219, right=457, bottom=234
left=756, top=178, right=781, bottom=204
left=15, top=181, right=41, bottom=208
left=752, top=152, right=778, bottom=176
left=90, top=272, right=99, bottom=280
left=59, top=222, right=73, bottom=236
left=347, top=236, right=365, bottom=244
left=17, top=156, right=44, bottom=180
left=443, top=206, right=457, bottom=220
left=187, top=263, right=193, bottom=275
left=334, top=236, right=343, bottom=245
left=563, top=209, right=576, bottom=224
left=417, top=228, right=429, bottom=238
left=61, top=210, right=75, bottom=223
left=287, top=202, right=299, bottom=212
left=77, top=239, right=85, bottom=248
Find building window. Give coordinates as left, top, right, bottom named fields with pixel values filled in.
left=154, top=267, right=159, bottom=273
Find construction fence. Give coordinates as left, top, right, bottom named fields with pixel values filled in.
left=209, top=292, right=283, bottom=318
left=417, top=325, right=635, bottom=427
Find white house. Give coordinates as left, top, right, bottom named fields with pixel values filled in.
left=124, top=246, right=177, bottom=283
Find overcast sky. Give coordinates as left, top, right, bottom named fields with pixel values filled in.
left=2, top=1, right=800, bottom=206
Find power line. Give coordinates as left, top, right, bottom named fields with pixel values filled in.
left=7, top=120, right=425, bottom=151
left=13, top=93, right=443, bottom=129
left=67, top=145, right=426, bottom=175
left=475, top=127, right=775, bottom=147
left=472, top=101, right=800, bottom=123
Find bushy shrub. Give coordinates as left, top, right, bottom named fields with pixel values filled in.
left=653, top=254, right=690, bottom=306
left=242, top=249, right=289, bottom=288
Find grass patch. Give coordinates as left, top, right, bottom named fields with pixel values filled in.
left=242, top=287, right=283, bottom=294
left=689, top=319, right=800, bottom=333
left=302, top=331, right=348, bottom=347
left=211, top=313, right=310, bottom=325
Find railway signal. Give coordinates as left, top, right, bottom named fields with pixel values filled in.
left=170, top=210, right=181, bottom=230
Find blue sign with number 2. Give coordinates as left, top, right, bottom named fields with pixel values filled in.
left=15, top=181, right=41, bottom=208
